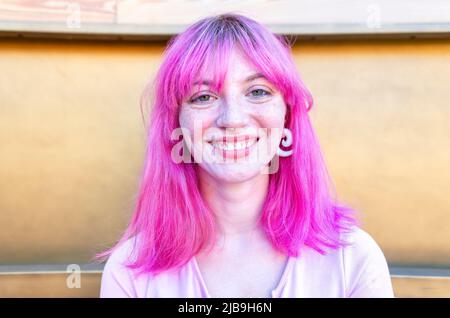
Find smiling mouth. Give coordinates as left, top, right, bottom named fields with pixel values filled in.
left=208, top=137, right=259, bottom=151
left=207, top=136, right=260, bottom=160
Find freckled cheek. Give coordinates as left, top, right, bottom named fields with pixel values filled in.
left=253, top=102, right=287, bottom=151
left=179, top=108, right=216, bottom=143
left=253, top=102, right=286, bottom=129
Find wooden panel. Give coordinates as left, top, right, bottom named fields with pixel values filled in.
left=0, top=0, right=115, bottom=23
left=392, top=276, right=450, bottom=298
left=116, top=0, right=450, bottom=27
left=0, top=0, right=449, bottom=38
left=1, top=269, right=450, bottom=297
left=0, top=271, right=101, bottom=298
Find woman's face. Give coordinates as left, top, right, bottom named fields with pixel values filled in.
left=178, top=48, right=287, bottom=183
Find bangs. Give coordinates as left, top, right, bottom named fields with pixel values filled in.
left=167, top=14, right=294, bottom=111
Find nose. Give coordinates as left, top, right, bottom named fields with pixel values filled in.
left=215, top=99, right=249, bottom=129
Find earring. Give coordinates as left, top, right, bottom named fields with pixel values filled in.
left=276, top=128, right=293, bottom=157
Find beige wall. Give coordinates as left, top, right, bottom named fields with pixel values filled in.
left=1, top=38, right=449, bottom=267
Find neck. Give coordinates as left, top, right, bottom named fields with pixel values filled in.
left=197, top=167, right=269, bottom=238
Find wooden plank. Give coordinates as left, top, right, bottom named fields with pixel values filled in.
left=392, top=276, right=450, bottom=298
left=0, top=271, right=101, bottom=298
left=0, top=0, right=115, bottom=23
left=0, top=268, right=450, bottom=297
left=0, top=0, right=449, bottom=38
left=116, top=0, right=450, bottom=26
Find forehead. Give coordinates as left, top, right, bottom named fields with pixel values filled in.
left=226, top=49, right=257, bottom=74
left=196, top=48, right=262, bottom=84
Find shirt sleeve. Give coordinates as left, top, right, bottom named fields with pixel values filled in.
left=343, top=227, right=395, bottom=298
left=99, top=241, right=138, bottom=298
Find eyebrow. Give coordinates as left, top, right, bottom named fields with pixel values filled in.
left=193, top=72, right=267, bottom=86
left=244, top=72, right=267, bottom=83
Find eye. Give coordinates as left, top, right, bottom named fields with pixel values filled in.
left=190, top=94, right=216, bottom=104
left=248, top=88, right=271, bottom=98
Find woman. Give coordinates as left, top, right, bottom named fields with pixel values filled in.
left=97, top=13, right=394, bottom=298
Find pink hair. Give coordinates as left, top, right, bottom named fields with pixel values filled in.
left=94, top=13, right=360, bottom=277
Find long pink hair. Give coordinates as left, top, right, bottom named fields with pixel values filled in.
left=94, top=13, right=360, bottom=278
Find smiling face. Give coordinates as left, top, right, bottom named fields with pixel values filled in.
left=178, top=48, right=287, bottom=183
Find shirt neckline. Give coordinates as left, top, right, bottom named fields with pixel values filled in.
left=192, top=254, right=294, bottom=298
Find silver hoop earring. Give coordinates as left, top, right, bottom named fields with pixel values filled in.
left=276, top=128, right=293, bottom=157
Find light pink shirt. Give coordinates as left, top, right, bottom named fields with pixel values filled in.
left=100, top=227, right=394, bottom=298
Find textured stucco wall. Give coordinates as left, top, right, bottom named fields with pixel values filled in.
left=1, top=38, right=449, bottom=266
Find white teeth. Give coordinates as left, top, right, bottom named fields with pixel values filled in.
left=211, top=139, right=257, bottom=151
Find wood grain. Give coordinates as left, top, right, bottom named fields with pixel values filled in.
left=0, top=0, right=449, bottom=36
left=0, top=0, right=115, bottom=23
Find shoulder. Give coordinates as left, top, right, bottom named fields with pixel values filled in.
left=106, top=236, right=138, bottom=266
left=100, top=236, right=139, bottom=298
left=100, top=235, right=201, bottom=298
left=341, top=226, right=386, bottom=261
left=340, top=226, right=394, bottom=297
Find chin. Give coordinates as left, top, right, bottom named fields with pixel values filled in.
left=201, top=163, right=265, bottom=184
